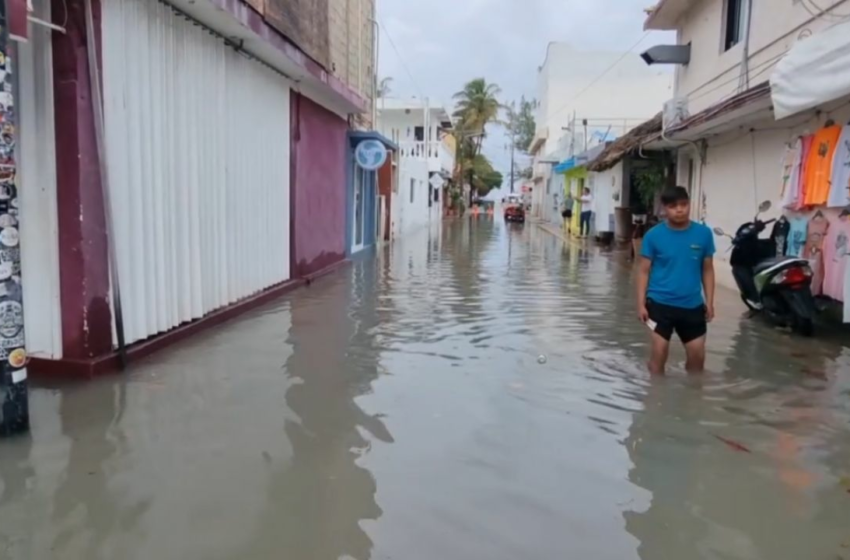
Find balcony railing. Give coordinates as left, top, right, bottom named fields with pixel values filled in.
left=398, top=141, right=455, bottom=174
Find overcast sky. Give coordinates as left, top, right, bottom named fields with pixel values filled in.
left=377, top=0, right=673, bottom=177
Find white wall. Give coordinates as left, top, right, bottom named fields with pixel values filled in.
left=18, top=0, right=62, bottom=359
left=672, top=0, right=850, bottom=112
left=589, top=164, right=623, bottom=233
left=695, top=101, right=850, bottom=288
left=393, top=157, right=430, bottom=238
left=378, top=107, right=442, bottom=146
left=534, top=44, right=674, bottom=157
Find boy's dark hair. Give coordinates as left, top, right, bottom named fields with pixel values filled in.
left=660, top=186, right=690, bottom=206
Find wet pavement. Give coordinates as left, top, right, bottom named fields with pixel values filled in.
left=2, top=218, right=850, bottom=559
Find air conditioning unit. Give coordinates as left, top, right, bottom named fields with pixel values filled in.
left=663, top=96, right=689, bottom=131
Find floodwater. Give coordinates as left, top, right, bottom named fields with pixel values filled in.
left=2, top=218, right=850, bottom=560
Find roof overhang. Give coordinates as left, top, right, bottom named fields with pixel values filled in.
left=349, top=131, right=398, bottom=151
left=664, top=82, right=773, bottom=141
left=529, top=127, right=549, bottom=155
left=644, top=0, right=694, bottom=30
left=168, top=0, right=367, bottom=117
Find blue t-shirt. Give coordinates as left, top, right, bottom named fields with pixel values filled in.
left=786, top=217, right=808, bottom=257
left=641, top=222, right=715, bottom=309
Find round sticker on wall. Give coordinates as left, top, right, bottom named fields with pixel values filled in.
left=0, top=227, right=18, bottom=247
left=0, top=261, right=12, bottom=281
left=8, top=348, right=26, bottom=368
left=0, top=300, right=23, bottom=339
left=0, top=214, right=16, bottom=228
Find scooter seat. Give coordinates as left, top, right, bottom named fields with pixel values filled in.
left=753, top=256, right=805, bottom=275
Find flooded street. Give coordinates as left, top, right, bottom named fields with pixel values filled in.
left=2, top=218, right=850, bottom=559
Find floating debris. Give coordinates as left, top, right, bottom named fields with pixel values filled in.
left=537, top=354, right=548, bottom=364
left=713, top=434, right=752, bottom=453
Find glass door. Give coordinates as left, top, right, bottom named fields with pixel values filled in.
left=353, top=168, right=364, bottom=250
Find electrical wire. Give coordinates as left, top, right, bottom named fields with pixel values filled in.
left=686, top=49, right=787, bottom=103
left=546, top=31, right=652, bottom=122
left=800, top=0, right=850, bottom=20
left=376, top=16, right=425, bottom=99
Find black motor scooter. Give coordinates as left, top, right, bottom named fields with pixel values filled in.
left=713, top=201, right=816, bottom=336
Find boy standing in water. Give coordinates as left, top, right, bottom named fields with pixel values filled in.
left=636, top=186, right=715, bottom=374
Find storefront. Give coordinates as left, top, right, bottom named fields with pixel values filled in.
left=347, top=132, right=395, bottom=255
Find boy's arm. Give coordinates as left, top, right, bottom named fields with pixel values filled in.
left=636, top=257, right=651, bottom=322
left=703, top=257, right=715, bottom=322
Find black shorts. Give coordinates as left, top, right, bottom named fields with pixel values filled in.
left=647, top=299, right=707, bottom=343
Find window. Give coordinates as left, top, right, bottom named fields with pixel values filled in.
left=723, top=0, right=746, bottom=51
left=414, top=126, right=425, bottom=141
left=410, top=178, right=416, bottom=203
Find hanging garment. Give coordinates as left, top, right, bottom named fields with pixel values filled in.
left=828, top=125, right=850, bottom=208
left=780, top=139, right=803, bottom=209
left=804, top=213, right=829, bottom=294
left=803, top=125, right=842, bottom=206
left=786, top=216, right=809, bottom=257
left=796, top=135, right=815, bottom=210
left=821, top=215, right=850, bottom=301
left=770, top=216, right=790, bottom=256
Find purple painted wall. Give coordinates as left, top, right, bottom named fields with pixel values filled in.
left=290, top=93, right=348, bottom=278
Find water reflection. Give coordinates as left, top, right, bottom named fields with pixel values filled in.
left=247, top=263, right=391, bottom=560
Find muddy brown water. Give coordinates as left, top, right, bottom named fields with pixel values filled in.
left=2, top=219, right=850, bottom=559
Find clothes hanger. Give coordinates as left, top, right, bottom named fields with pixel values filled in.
left=825, top=118, right=836, bottom=127
left=814, top=209, right=825, bottom=219
left=840, top=207, right=850, bottom=219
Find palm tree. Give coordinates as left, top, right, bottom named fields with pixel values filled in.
left=452, top=78, right=502, bottom=157
left=377, top=77, right=393, bottom=98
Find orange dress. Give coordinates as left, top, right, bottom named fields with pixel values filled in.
left=802, top=125, right=842, bottom=206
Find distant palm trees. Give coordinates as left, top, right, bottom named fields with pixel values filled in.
left=452, top=78, right=502, bottom=157
left=451, top=78, right=503, bottom=200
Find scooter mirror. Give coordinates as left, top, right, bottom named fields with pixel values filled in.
left=758, top=200, right=772, bottom=213
left=713, top=227, right=726, bottom=237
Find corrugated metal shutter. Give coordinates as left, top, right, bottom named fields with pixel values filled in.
left=102, top=0, right=291, bottom=345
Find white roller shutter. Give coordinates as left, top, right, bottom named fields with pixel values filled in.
left=103, top=0, right=291, bottom=345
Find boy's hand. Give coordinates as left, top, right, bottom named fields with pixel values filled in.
left=705, top=304, right=715, bottom=323
left=637, top=305, right=649, bottom=323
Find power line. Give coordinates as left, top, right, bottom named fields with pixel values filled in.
left=546, top=32, right=652, bottom=122
left=800, top=0, right=850, bottom=20
left=377, top=16, right=425, bottom=99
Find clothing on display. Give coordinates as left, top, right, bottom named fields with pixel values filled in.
left=780, top=139, right=803, bottom=209
left=795, top=135, right=815, bottom=210
left=786, top=216, right=808, bottom=257
left=828, top=125, right=850, bottom=208
left=803, top=125, right=842, bottom=206
left=804, top=213, right=829, bottom=294
left=770, top=216, right=790, bottom=256
left=821, top=215, right=850, bottom=301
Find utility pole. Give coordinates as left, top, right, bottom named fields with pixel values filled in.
left=509, top=131, right=516, bottom=193
left=0, top=1, right=30, bottom=437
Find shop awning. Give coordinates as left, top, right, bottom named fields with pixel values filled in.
left=553, top=157, right=576, bottom=174
left=771, top=20, right=850, bottom=120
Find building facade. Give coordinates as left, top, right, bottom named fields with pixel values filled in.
left=16, top=0, right=376, bottom=377
left=644, top=0, right=850, bottom=288
left=529, top=43, right=674, bottom=222
left=377, top=98, right=454, bottom=238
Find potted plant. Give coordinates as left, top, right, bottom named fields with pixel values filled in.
left=632, top=162, right=665, bottom=258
